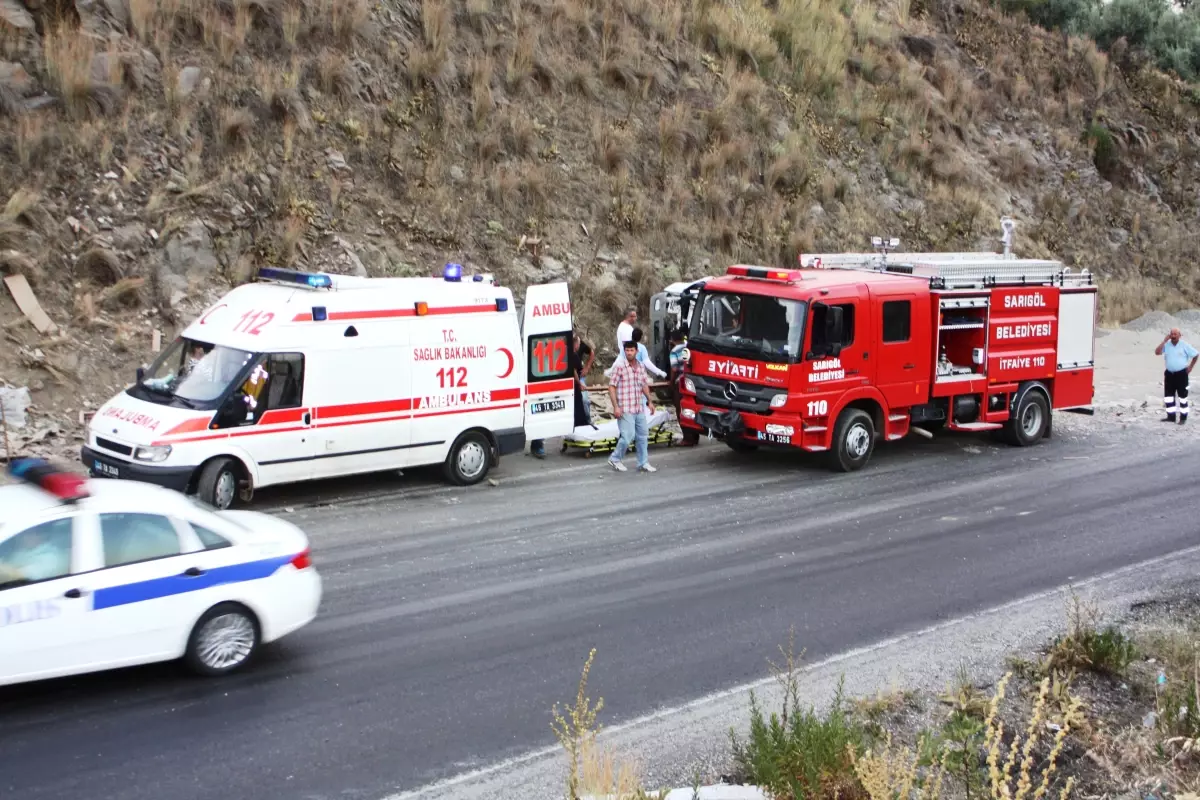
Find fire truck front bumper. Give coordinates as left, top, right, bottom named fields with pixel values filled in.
left=682, top=402, right=805, bottom=447
left=690, top=407, right=746, bottom=439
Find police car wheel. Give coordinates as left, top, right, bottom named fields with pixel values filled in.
left=444, top=431, right=491, bottom=486
left=197, top=458, right=239, bottom=510
left=831, top=408, right=875, bottom=472
left=184, top=603, right=260, bottom=677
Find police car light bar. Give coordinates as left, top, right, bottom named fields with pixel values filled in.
left=8, top=458, right=89, bottom=503
left=257, top=267, right=334, bottom=289
left=726, top=265, right=803, bottom=282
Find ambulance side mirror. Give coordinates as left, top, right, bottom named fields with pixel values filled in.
left=136, top=366, right=145, bottom=382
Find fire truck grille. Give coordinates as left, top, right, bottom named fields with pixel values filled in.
left=690, top=375, right=777, bottom=415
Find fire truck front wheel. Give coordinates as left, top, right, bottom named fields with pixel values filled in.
left=1005, top=387, right=1050, bottom=447
left=830, top=408, right=876, bottom=472
left=444, top=430, right=492, bottom=486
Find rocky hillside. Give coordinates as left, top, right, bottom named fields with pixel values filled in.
left=1, top=0, right=1199, bottom=461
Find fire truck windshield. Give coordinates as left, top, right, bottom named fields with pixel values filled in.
left=688, top=291, right=807, bottom=363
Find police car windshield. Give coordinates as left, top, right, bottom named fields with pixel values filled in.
left=131, top=338, right=254, bottom=407
left=689, top=291, right=806, bottom=363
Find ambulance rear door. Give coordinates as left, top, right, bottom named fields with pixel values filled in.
left=522, top=283, right=576, bottom=441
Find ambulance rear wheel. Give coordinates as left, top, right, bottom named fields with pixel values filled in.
left=1005, top=389, right=1049, bottom=447
left=196, top=457, right=240, bottom=510
left=830, top=408, right=875, bottom=472
left=445, top=431, right=491, bottom=486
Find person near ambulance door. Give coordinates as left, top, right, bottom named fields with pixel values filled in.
left=1156, top=328, right=1200, bottom=424
left=571, top=332, right=595, bottom=426
left=668, top=328, right=699, bottom=447
left=608, top=341, right=657, bottom=473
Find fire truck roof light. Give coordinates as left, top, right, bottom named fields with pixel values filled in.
left=444, top=263, right=463, bottom=282
left=8, top=458, right=89, bottom=503
left=726, top=265, right=802, bottom=282
left=257, top=267, right=333, bottom=289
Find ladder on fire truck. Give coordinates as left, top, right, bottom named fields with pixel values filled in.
left=798, top=218, right=1096, bottom=291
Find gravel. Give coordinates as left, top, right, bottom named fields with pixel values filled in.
left=1122, top=310, right=1184, bottom=332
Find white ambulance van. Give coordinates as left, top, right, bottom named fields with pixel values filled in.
left=81, top=265, right=577, bottom=509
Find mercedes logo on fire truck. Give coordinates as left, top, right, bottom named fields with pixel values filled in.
left=723, top=382, right=738, bottom=401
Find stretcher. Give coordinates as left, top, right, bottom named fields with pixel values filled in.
left=560, top=409, right=677, bottom=457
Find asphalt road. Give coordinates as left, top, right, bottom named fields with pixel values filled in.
left=2, top=427, right=1195, bottom=800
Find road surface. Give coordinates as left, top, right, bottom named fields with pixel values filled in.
left=1, top=427, right=1194, bottom=800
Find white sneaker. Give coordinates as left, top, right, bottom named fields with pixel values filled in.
left=639, top=464, right=657, bottom=473
left=609, top=459, right=627, bottom=472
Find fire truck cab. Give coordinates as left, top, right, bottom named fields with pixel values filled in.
left=678, top=218, right=1097, bottom=471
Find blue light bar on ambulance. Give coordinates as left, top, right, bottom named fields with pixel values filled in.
left=8, top=457, right=89, bottom=503
left=257, top=267, right=333, bottom=289
left=726, top=265, right=803, bottom=283
left=443, top=263, right=463, bottom=282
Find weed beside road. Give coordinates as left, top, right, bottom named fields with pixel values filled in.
left=554, top=589, right=1200, bottom=799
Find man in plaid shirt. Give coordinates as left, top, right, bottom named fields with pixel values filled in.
left=607, top=340, right=657, bottom=473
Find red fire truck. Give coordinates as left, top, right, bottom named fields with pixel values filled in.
left=677, top=218, right=1097, bottom=471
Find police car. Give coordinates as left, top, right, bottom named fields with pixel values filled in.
left=0, top=459, right=321, bottom=686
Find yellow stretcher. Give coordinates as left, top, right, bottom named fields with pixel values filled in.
left=560, top=409, right=678, bottom=457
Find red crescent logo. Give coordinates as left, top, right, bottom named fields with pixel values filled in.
left=198, top=303, right=227, bottom=325
left=497, top=347, right=514, bottom=378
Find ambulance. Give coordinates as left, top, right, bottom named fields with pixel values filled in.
left=81, top=265, right=577, bottom=509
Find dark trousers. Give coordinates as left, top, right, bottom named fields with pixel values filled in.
left=1165, top=369, right=1190, bottom=419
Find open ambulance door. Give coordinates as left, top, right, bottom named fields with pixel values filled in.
left=522, top=282, right=576, bottom=441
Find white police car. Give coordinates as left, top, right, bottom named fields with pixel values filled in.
left=0, top=458, right=321, bottom=686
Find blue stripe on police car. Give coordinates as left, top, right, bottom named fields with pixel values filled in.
left=93, top=554, right=297, bottom=611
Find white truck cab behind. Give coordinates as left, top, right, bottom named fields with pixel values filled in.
left=82, top=266, right=576, bottom=508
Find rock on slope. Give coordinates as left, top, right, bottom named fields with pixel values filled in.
left=0, top=0, right=1199, bottom=458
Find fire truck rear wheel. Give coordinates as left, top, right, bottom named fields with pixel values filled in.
left=1005, top=389, right=1050, bottom=447
left=444, top=431, right=491, bottom=486
left=831, top=408, right=876, bottom=472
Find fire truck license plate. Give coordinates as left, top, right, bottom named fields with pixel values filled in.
left=531, top=399, right=566, bottom=414
left=757, top=431, right=791, bottom=444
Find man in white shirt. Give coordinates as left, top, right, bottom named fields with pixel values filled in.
left=616, top=307, right=636, bottom=355
left=604, top=327, right=667, bottom=379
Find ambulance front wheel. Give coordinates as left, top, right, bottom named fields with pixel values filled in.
left=830, top=408, right=876, bottom=472
left=196, top=457, right=241, bottom=510
left=445, top=431, right=491, bottom=486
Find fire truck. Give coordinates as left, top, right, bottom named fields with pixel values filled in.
left=677, top=218, right=1097, bottom=471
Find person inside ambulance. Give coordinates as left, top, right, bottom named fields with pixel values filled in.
left=0, top=522, right=71, bottom=587
left=135, top=337, right=254, bottom=409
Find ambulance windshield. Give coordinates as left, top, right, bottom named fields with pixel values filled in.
left=689, top=291, right=806, bottom=363
left=129, top=337, right=254, bottom=408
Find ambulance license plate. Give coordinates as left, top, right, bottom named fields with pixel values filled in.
left=756, top=431, right=791, bottom=445
left=531, top=399, right=566, bottom=414
left=93, top=459, right=120, bottom=478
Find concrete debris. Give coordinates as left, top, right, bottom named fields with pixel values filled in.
left=0, top=385, right=31, bottom=429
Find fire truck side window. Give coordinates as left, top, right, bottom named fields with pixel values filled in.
left=809, top=303, right=855, bottom=356
left=882, top=301, right=911, bottom=343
